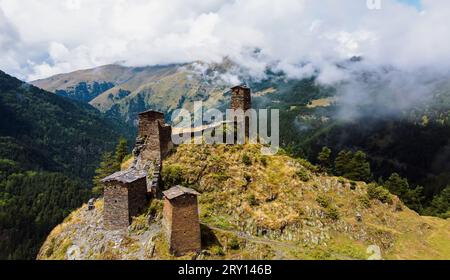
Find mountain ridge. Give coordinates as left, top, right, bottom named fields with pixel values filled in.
left=30, top=63, right=229, bottom=124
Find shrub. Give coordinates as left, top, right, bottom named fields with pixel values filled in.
left=242, top=154, right=252, bottom=166
left=261, top=156, right=268, bottom=167
left=211, top=245, right=225, bottom=256
left=130, top=215, right=149, bottom=234
left=228, top=237, right=240, bottom=250
left=296, top=168, right=310, bottom=182
left=367, top=183, right=393, bottom=204
left=211, top=172, right=230, bottom=182
left=162, top=164, right=185, bottom=187
left=247, top=194, right=259, bottom=206
left=148, top=200, right=164, bottom=219
left=326, top=206, right=340, bottom=221
left=297, top=158, right=318, bottom=172
left=316, top=194, right=331, bottom=208
left=359, top=195, right=371, bottom=208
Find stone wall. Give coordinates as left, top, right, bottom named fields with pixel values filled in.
left=103, top=110, right=174, bottom=231
left=163, top=195, right=201, bottom=256
left=104, top=177, right=147, bottom=230
left=231, top=86, right=252, bottom=112
left=138, top=111, right=164, bottom=139
left=159, top=124, right=173, bottom=158
left=231, top=86, right=252, bottom=140
left=127, top=178, right=148, bottom=219
left=137, top=111, right=173, bottom=165
left=104, top=183, right=129, bottom=230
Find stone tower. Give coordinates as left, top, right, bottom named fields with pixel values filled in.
left=102, top=110, right=174, bottom=230
left=102, top=168, right=148, bottom=230
left=231, top=85, right=252, bottom=112
left=230, top=85, right=252, bottom=140
left=135, top=110, right=173, bottom=166
left=162, top=186, right=201, bottom=256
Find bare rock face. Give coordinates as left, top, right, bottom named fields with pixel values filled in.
left=38, top=200, right=163, bottom=260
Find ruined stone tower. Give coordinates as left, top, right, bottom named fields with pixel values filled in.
left=102, top=110, right=174, bottom=230
left=135, top=110, right=173, bottom=166
left=231, top=85, right=252, bottom=112
left=163, top=186, right=201, bottom=256
left=102, top=169, right=148, bottom=230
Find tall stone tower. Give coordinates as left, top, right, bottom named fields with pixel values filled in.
left=102, top=168, right=148, bottom=230
left=162, top=186, right=201, bottom=256
left=136, top=110, right=173, bottom=166
left=230, top=85, right=252, bottom=141
left=231, top=85, right=252, bottom=112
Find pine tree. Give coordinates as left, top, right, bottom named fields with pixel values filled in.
left=385, top=173, right=424, bottom=212
left=334, top=150, right=351, bottom=176
left=317, top=146, right=332, bottom=170
left=334, top=150, right=371, bottom=182
left=385, top=173, right=409, bottom=196
left=92, top=152, right=117, bottom=196
left=348, top=151, right=372, bottom=182
left=91, top=137, right=129, bottom=196
left=114, top=137, right=128, bottom=170
left=425, top=186, right=450, bottom=218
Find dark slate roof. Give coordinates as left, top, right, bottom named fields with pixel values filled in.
left=138, top=110, right=164, bottom=116
left=163, top=185, right=200, bottom=200
left=231, top=84, right=249, bottom=90
left=101, top=168, right=148, bottom=184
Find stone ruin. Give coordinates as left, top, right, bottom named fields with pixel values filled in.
left=133, top=110, right=173, bottom=169
left=101, top=86, right=253, bottom=254
left=171, top=85, right=253, bottom=141
left=102, top=110, right=173, bottom=231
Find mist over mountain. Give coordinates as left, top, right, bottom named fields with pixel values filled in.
left=1, top=0, right=449, bottom=261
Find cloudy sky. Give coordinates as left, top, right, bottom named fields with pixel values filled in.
left=0, top=0, right=449, bottom=82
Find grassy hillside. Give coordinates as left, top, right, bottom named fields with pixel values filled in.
left=0, top=70, right=133, bottom=259
left=38, top=144, right=450, bottom=260
left=30, top=62, right=450, bottom=217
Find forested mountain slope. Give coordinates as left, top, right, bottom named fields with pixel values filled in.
left=0, top=70, right=133, bottom=259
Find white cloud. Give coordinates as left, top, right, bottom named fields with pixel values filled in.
left=0, top=0, right=449, bottom=82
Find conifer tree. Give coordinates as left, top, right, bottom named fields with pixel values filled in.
left=317, top=146, right=332, bottom=170
left=334, top=150, right=351, bottom=176
left=425, top=186, right=450, bottom=218
left=114, top=137, right=128, bottom=170
left=92, top=152, right=117, bottom=196
left=348, top=151, right=372, bottom=182
left=385, top=173, right=424, bottom=212
left=92, top=137, right=129, bottom=196
left=334, top=150, right=372, bottom=182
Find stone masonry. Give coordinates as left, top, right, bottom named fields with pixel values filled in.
left=103, top=110, right=173, bottom=230
left=230, top=85, right=252, bottom=140
left=162, top=186, right=201, bottom=256
left=102, top=88, right=252, bottom=246
left=102, top=168, right=148, bottom=230
left=135, top=110, right=173, bottom=167
left=231, top=85, right=252, bottom=112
